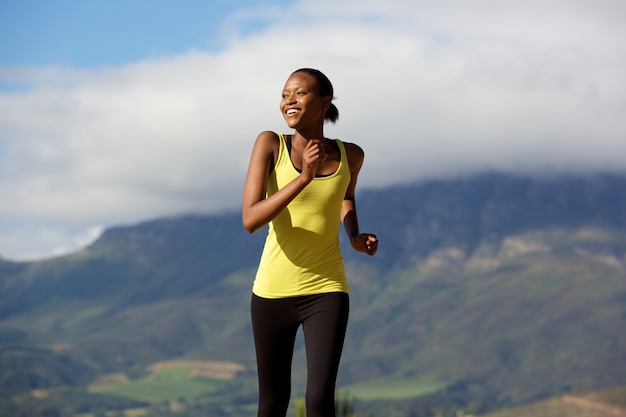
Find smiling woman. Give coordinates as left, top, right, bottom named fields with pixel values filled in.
left=242, top=68, right=378, bottom=417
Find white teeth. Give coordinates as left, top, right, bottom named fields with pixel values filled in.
left=287, top=109, right=299, bottom=115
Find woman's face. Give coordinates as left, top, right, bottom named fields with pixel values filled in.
left=280, top=72, right=329, bottom=130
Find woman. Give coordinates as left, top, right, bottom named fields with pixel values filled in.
left=242, top=68, right=378, bottom=417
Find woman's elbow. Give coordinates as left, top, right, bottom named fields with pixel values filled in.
left=242, top=217, right=255, bottom=233
left=243, top=224, right=258, bottom=234
left=242, top=212, right=261, bottom=233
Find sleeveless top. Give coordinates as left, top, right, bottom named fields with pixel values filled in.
left=252, top=132, right=351, bottom=299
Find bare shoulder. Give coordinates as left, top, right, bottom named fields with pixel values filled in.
left=252, top=131, right=281, bottom=157
left=341, top=141, right=365, bottom=169
left=255, top=130, right=280, bottom=147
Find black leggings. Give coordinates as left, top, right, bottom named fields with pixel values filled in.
left=251, top=292, right=350, bottom=417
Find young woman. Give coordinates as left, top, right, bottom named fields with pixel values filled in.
left=242, top=68, right=378, bottom=417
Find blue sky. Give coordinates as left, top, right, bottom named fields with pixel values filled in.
left=0, top=0, right=290, bottom=67
left=1, top=0, right=625, bottom=260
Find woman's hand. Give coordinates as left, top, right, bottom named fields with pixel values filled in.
left=300, top=139, right=326, bottom=182
left=351, top=233, right=378, bottom=256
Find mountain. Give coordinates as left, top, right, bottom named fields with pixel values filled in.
left=1, top=172, right=625, bottom=416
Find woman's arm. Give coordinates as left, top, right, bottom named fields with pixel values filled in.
left=341, top=142, right=378, bottom=256
left=242, top=131, right=324, bottom=233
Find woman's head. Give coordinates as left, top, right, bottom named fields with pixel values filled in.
left=291, top=68, right=339, bottom=124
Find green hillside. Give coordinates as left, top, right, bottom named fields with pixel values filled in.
left=0, top=173, right=625, bottom=417
left=340, top=227, right=626, bottom=416
left=481, top=385, right=626, bottom=417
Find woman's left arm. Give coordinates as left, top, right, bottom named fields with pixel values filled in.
left=341, top=142, right=378, bottom=256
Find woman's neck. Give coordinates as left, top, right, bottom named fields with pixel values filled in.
left=293, top=127, right=325, bottom=141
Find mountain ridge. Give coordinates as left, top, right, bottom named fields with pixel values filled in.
left=1, top=172, right=625, bottom=416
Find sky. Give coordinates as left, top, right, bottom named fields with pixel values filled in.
left=1, top=0, right=625, bottom=261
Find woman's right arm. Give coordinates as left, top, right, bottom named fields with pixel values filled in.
left=242, top=131, right=318, bottom=233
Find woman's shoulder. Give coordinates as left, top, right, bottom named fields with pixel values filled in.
left=339, top=140, right=364, bottom=159
left=253, top=131, right=282, bottom=152
left=338, top=140, right=365, bottom=171
left=256, top=130, right=281, bottom=143
left=340, top=140, right=364, bottom=154
left=251, top=131, right=284, bottom=168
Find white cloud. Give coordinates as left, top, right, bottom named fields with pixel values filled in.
left=1, top=0, right=625, bottom=260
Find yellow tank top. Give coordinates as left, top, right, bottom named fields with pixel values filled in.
left=252, top=133, right=351, bottom=298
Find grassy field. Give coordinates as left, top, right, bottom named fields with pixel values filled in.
left=345, top=380, right=445, bottom=400
left=88, top=360, right=243, bottom=403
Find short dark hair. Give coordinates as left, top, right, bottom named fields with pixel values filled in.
left=292, top=68, right=339, bottom=123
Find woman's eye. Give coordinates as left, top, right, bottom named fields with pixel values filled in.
left=282, top=90, right=307, bottom=99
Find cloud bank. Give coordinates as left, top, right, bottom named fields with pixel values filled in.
left=1, top=0, right=625, bottom=260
